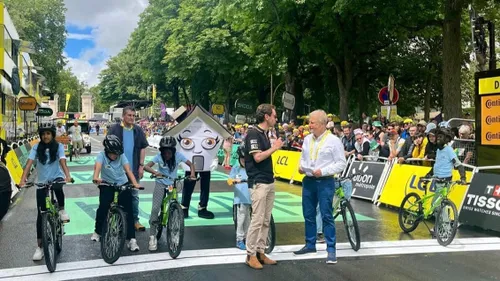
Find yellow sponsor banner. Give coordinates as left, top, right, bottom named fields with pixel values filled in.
left=272, top=150, right=304, bottom=183
left=479, top=76, right=500, bottom=95
left=5, top=150, right=23, bottom=184
left=378, top=164, right=473, bottom=210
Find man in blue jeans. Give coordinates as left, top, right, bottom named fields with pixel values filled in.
left=108, top=106, right=149, bottom=231
left=295, top=110, right=347, bottom=264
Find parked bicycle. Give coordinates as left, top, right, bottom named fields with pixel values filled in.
left=332, top=176, right=361, bottom=251
left=20, top=179, right=73, bottom=272
left=228, top=179, right=276, bottom=254
left=150, top=174, right=199, bottom=258
left=398, top=177, right=469, bottom=246
left=98, top=181, right=144, bottom=264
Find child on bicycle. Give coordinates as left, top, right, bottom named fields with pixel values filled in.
left=143, top=136, right=196, bottom=251
left=91, top=134, right=141, bottom=251
left=227, top=144, right=251, bottom=250
left=425, top=128, right=466, bottom=233
left=19, top=123, right=72, bottom=261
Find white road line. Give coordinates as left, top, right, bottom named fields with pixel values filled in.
left=1, top=237, right=500, bottom=280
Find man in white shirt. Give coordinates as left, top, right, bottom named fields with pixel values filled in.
left=294, top=110, right=347, bottom=264
left=56, top=122, right=66, bottom=137
left=68, top=121, right=83, bottom=153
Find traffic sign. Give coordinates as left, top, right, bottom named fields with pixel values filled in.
left=18, top=97, right=37, bottom=111
left=282, top=92, right=295, bottom=110
left=378, top=86, right=399, bottom=105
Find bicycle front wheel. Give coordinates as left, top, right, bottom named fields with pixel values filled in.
left=166, top=202, right=185, bottom=259
left=398, top=193, right=422, bottom=233
left=55, top=219, right=63, bottom=254
left=436, top=199, right=459, bottom=246
left=341, top=200, right=361, bottom=251
left=265, top=214, right=276, bottom=254
left=41, top=213, right=57, bottom=272
left=101, top=207, right=127, bottom=264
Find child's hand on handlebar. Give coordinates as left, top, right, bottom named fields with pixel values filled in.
left=133, top=183, right=141, bottom=189
left=93, top=178, right=102, bottom=185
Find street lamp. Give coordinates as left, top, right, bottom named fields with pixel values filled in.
left=271, top=82, right=284, bottom=105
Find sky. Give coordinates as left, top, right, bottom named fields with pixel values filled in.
left=64, top=0, right=149, bottom=87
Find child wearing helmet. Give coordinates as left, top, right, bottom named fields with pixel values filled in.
left=91, top=134, right=141, bottom=251
left=227, top=144, right=251, bottom=250
left=143, top=135, right=196, bottom=251
left=19, top=122, right=73, bottom=261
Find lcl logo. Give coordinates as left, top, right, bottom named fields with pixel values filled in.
left=276, top=156, right=288, bottom=166
left=407, top=175, right=437, bottom=192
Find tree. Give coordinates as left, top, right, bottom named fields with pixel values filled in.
left=4, top=0, right=66, bottom=91
left=55, top=69, right=85, bottom=112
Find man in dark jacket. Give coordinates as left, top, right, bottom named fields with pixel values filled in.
left=398, top=125, right=417, bottom=163
left=108, top=106, right=149, bottom=231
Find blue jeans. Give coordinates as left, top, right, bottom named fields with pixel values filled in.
left=302, top=177, right=336, bottom=253
left=131, top=188, right=139, bottom=223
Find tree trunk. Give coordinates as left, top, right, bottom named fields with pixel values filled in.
left=424, top=72, right=433, bottom=122
left=442, top=0, right=464, bottom=119
left=334, top=49, right=354, bottom=121
left=357, top=74, right=367, bottom=126
left=171, top=80, right=180, bottom=109
left=257, top=86, right=268, bottom=104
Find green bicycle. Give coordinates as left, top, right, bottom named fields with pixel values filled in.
left=23, top=179, right=72, bottom=272
left=398, top=177, right=469, bottom=246
left=332, top=176, right=361, bottom=251
left=98, top=181, right=144, bottom=264
left=150, top=174, right=199, bottom=258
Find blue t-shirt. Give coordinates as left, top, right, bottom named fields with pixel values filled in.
left=28, top=143, right=66, bottom=184
left=96, top=151, right=129, bottom=185
left=434, top=145, right=460, bottom=178
left=123, top=129, right=134, bottom=171
left=229, top=164, right=251, bottom=205
left=151, top=152, right=188, bottom=185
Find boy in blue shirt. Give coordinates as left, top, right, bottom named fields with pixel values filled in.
left=91, top=135, right=141, bottom=251
left=20, top=123, right=72, bottom=261
left=143, top=136, right=196, bottom=251
left=227, top=145, right=251, bottom=250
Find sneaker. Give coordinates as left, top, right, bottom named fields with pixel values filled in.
left=198, top=207, right=214, bottom=219
left=293, top=246, right=317, bottom=256
left=326, top=252, right=337, bottom=264
left=32, top=247, right=44, bottom=261
left=91, top=232, right=100, bottom=242
left=236, top=240, right=246, bottom=250
left=316, top=233, right=325, bottom=243
left=128, top=238, right=140, bottom=252
left=148, top=236, right=157, bottom=251
left=183, top=208, right=189, bottom=218
left=135, top=222, right=146, bottom=231
left=59, top=210, right=70, bottom=222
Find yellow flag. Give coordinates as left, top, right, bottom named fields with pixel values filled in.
left=65, top=94, right=71, bottom=112
left=152, top=84, right=157, bottom=100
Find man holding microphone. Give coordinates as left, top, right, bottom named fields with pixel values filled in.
left=244, top=104, right=283, bottom=270
left=294, top=110, right=347, bottom=264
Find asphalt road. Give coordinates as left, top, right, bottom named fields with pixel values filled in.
left=0, top=134, right=498, bottom=281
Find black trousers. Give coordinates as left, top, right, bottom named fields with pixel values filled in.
left=181, top=171, right=211, bottom=209
left=36, top=180, right=65, bottom=239
left=0, top=190, right=12, bottom=222
left=94, top=186, right=135, bottom=240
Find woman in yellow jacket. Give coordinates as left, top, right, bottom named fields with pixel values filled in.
left=411, top=133, right=429, bottom=165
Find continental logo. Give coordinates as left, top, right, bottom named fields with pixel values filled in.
left=485, top=115, right=500, bottom=125
left=485, top=98, right=500, bottom=109
left=485, top=132, right=500, bottom=141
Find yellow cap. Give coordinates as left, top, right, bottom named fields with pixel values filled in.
left=327, top=113, right=333, bottom=117
left=404, top=118, right=413, bottom=124
left=372, top=115, right=378, bottom=119
left=293, top=129, right=299, bottom=133
left=341, top=121, right=348, bottom=127
left=304, top=125, right=309, bottom=129
left=303, top=131, right=310, bottom=136
left=243, top=123, right=248, bottom=127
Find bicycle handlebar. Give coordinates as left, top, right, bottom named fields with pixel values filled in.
left=419, top=177, right=470, bottom=185
left=149, top=174, right=200, bottom=182
left=98, top=180, right=145, bottom=190
left=17, top=178, right=74, bottom=189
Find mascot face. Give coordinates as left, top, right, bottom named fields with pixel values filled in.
left=175, top=117, right=222, bottom=171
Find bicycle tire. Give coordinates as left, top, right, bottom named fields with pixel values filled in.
left=55, top=219, right=63, bottom=254
left=341, top=200, right=361, bottom=251
left=166, top=202, right=185, bottom=259
left=41, top=213, right=57, bottom=272
left=100, top=207, right=127, bottom=264
left=156, top=212, right=164, bottom=240
left=265, top=215, right=276, bottom=254
left=398, top=193, right=422, bottom=233
left=436, top=199, right=459, bottom=246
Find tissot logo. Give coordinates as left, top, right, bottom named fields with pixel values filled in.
left=485, top=132, right=500, bottom=141
left=485, top=115, right=500, bottom=125
left=485, top=98, right=500, bottom=109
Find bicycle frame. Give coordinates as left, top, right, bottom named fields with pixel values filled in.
left=407, top=182, right=453, bottom=219
left=161, top=184, right=178, bottom=226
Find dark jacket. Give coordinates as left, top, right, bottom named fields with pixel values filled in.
left=398, top=137, right=415, bottom=160
left=0, top=164, right=11, bottom=193
left=108, top=123, right=149, bottom=178
left=424, top=140, right=438, bottom=160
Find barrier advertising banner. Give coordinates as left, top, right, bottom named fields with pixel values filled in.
left=347, top=161, right=385, bottom=200
left=459, top=173, right=500, bottom=232
left=378, top=164, right=473, bottom=209
left=5, top=150, right=22, bottom=184
left=272, top=150, right=304, bottom=183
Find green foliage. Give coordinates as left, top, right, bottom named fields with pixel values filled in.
left=55, top=69, right=85, bottom=112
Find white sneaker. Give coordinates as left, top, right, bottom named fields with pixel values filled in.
left=128, top=238, right=139, bottom=252
left=32, top=247, right=44, bottom=261
left=148, top=235, right=157, bottom=251
left=59, top=210, right=70, bottom=222
left=91, top=232, right=100, bottom=242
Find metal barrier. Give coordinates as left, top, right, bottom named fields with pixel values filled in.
left=451, top=138, right=476, bottom=166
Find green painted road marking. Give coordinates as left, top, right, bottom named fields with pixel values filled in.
left=63, top=192, right=375, bottom=236
left=70, top=170, right=229, bottom=184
